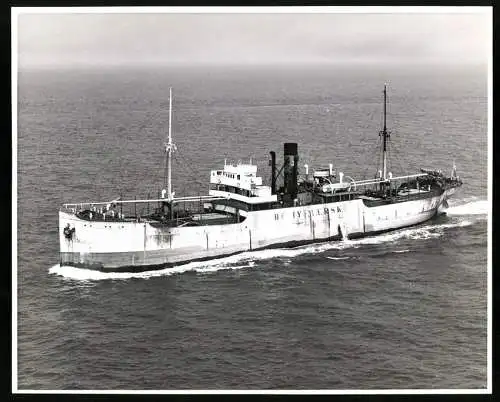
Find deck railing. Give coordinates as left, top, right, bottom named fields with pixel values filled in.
left=61, top=195, right=227, bottom=209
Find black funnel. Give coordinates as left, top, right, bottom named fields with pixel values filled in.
left=269, top=151, right=276, bottom=195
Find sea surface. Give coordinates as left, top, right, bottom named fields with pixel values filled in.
left=16, top=64, right=488, bottom=390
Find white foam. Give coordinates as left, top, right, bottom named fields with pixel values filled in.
left=326, top=256, right=350, bottom=260
left=439, top=220, right=474, bottom=229
left=445, top=200, right=489, bottom=216
left=48, top=260, right=257, bottom=281
left=393, top=249, right=410, bottom=254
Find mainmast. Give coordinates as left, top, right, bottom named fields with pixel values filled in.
left=380, top=84, right=390, bottom=181
left=164, top=87, right=176, bottom=200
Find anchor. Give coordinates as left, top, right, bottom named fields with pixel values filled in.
left=63, top=223, right=75, bottom=240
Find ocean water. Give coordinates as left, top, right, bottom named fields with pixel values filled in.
left=16, top=64, right=488, bottom=390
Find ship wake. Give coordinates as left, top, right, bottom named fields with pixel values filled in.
left=444, top=198, right=489, bottom=217
left=48, top=260, right=258, bottom=281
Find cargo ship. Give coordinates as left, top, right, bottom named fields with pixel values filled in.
left=59, top=86, right=462, bottom=272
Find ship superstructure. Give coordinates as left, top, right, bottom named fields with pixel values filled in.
left=59, top=86, right=462, bottom=272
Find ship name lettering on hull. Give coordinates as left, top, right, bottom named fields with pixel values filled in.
left=273, top=205, right=345, bottom=221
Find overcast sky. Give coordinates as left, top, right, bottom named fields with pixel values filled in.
left=16, top=11, right=490, bottom=67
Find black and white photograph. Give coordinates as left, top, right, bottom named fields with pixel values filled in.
left=13, top=6, right=491, bottom=392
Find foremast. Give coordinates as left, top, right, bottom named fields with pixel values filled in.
left=164, top=87, right=176, bottom=201
left=380, top=84, right=390, bottom=182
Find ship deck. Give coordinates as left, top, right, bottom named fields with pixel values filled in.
left=66, top=208, right=244, bottom=227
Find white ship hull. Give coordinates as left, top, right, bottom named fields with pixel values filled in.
left=59, top=191, right=449, bottom=272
